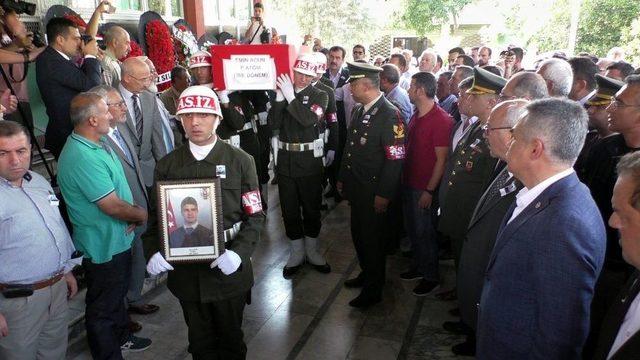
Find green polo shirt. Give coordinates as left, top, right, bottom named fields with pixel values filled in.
left=57, top=132, right=135, bottom=264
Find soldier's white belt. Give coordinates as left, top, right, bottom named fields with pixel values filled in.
left=278, top=141, right=315, bottom=151
left=223, top=221, right=242, bottom=242
left=222, top=135, right=241, bottom=148
left=279, top=139, right=324, bottom=158
left=237, top=121, right=255, bottom=133
left=256, top=114, right=268, bottom=126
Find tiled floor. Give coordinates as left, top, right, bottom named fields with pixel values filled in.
left=68, top=184, right=468, bottom=360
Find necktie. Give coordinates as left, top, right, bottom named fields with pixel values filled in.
left=462, top=116, right=472, bottom=131
left=132, top=94, right=143, bottom=141
left=470, top=169, right=511, bottom=224
left=185, top=227, right=194, bottom=235
left=113, top=128, right=134, bottom=165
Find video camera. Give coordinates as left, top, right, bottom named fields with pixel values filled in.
left=0, top=0, right=36, bottom=16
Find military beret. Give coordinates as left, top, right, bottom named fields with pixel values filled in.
left=466, top=66, right=507, bottom=95
left=587, top=74, right=625, bottom=106
left=346, top=61, right=382, bottom=83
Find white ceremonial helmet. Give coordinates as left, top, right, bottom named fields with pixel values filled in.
left=189, top=50, right=212, bottom=69
left=292, top=53, right=317, bottom=76
left=312, top=52, right=327, bottom=74
left=176, top=85, right=222, bottom=118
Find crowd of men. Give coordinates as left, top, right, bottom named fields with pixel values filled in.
left=1, top=1, right=640, bottom=359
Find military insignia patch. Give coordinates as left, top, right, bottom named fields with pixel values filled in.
left=393, top=123, right=405, bottom=139
left=241, top=190, right=263, bottom=215
left=303, top=95, right=309, bottom=105
left=469, top=138, right=483, bottom=153
left=310, top=104, right=324, bottom=120
left=385, top=144, right=405, bottom=160
left=465, top=161, right=474, bottom=172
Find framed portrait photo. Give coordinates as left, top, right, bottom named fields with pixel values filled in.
left=157, top=179, right=224, bottom=263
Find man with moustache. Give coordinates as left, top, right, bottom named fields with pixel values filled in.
left=582, top=75, right=640, bottom=355
left=592, top=151, right=640, bottom=359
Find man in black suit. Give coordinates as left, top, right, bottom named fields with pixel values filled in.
left=592, top=151, right=640, bottom=360
left=36, top=17, right=102, bottom=159
left=169, top=197, right=214, bottom=248
left=448, top=100, right=528, bottom=356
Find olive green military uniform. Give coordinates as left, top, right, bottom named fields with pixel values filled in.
left=339, top=92, right=405, bottom=300
left=438, top=66, right=504, bottom=269
left=270, top=84, right=328, bottom=240
left=319, top=76, right=335, bottom=90
left=144, top=140, right=264, bottom=360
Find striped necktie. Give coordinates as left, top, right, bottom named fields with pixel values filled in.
left=132, top=94, right=143, bottom=141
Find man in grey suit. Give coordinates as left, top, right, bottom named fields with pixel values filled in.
left=89, top=85, right=160, bottom=326
left=117, top=57, right=167, bottom=188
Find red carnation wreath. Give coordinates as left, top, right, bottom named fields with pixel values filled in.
left=145, top=19, right=175, bottom=91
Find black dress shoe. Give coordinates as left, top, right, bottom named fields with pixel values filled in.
left=348, top=293, right=382, bottom=308
left=344, top=276, right=364, bottom=288
left=309, top=262, right=331, bottom=273
left=442, top=320, right=472, bottom=335
left=451, top=336, right=476, bottom=356
left=282, top=264, right=303, bottom=277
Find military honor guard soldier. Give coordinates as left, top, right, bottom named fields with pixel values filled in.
left=144, top=85, right=265, bottom=360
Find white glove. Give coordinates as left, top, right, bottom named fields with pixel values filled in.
left=325, top=150, right=335, bottom=166
left=146, top=252, right=174, bottom=276
left=276, top=74, right=295, bottom=103
left=210, top=250, right=242, bottom=275
left=217, top=90, right=230, bottom=104
left=275, top=89, right=284, bottom=102
left=258, top=111, right=268, bottom=125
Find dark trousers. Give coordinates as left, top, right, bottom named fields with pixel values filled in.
left=278, top=173, right=323, bottom=240
left=403, top=187, right=439, bottom=282
left=83, top=249, right=131, bottom=360
left=350, top=188, right=388, bottom=298
left=179, top=294, right=247, bottom=360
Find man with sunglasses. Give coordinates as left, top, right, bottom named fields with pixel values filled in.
left=581, top=75, right=640, bottom=355
left=117, top=57, right=168, bottom=189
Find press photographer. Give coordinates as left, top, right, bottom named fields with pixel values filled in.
left=243, top=2, right=277, bottom=45
left=0, top=1, right=45, bottom=129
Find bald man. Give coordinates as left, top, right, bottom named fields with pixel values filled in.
left=118, top=57, right=167, bottom=188
left=102, top=26, right=131, bottom=87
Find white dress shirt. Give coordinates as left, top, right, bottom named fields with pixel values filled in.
left=119, top=83, right=140, bottom=128
left=507, top=168, right=575, bottom=224
left=608, top=284, right=640, bottom=359
left=452, top=115, right=477, bottom=150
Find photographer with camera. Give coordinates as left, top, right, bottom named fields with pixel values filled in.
left=0, top=4, right=46, bottom=131
left=35, top=16, right=101, bottom=160
left=243, top=2, right=277, bottom=45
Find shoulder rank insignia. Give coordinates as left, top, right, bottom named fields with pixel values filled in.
left=393, top=123, right=405, bottom=139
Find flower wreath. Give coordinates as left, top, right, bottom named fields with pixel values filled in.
left=145, top=19, right=175, bottom=91
left=63, top=13, right=87, bottom=29
left=172, top=24, right=198, bottom=68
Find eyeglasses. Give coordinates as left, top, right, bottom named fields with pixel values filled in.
left=129, top=74, right=154, bottom=82
left=609, top=98, right=640, bottom=109
left=498, top=93, right=517, bottom=102
left=482, top=124, right=513, bottom=133
left=107, top=100, right=126, bottom=108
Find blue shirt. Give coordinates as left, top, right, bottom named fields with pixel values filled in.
left=438, top=94, right=457, bottom=114
left=57, top=132, right=135, bottom=264
left=386, top=85, right=414, bottom=126
left=0, top=171, right=76, bottom=284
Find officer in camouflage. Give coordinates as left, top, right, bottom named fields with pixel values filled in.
left=144, top=85, right=264, bottom=360
left=270, top=54, right=331, bottom=277
left=338, top=61, right=405, bottom=308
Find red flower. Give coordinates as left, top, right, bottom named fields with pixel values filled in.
left=63, top=14, right=87, bottom=28
left=145, top=20, right=175, bottom=91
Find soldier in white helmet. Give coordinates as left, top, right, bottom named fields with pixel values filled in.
left=144, top=85, right=264, bottom=359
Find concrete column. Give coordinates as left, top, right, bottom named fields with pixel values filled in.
left=183, top=0, right=205, bottom=38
